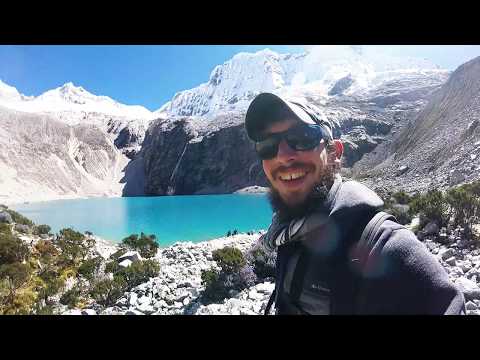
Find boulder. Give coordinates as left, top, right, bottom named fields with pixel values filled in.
left=81, top=309, right=97, bottom=315
left=118, top=259, right=133, bottom=268
left=129, top=293, right=138, bottom=307
left=0, top=211, right=13, bottom=224
left=118, top=251, right=143, bottom=263
left=439, top=248, right=455, bottom=261
left=449, top=169, right=465, bottom=186
left=125, top=309, right=145, bottom=315
left=423, top=221, right=440, bottom=236
left=445, top=257, right=457, bottom=266
left=466, top=301, right=478, bottom=311
left=136, top=303, right=155, bottom=315
left=455, top=277, right=480, bottom=300
left=14, top=224, right=30, bottom=234
left=255, top=282, right=275, bottom=295
left=63, top=309, right=82, bottom=315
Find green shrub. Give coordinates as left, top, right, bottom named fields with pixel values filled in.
left=212, top=247, right=246, bottom=273
left=114, top=259, right=160, bottom=290
left=446, top=183, right=480, bottom=235
left=34, top=224, right=51, bottom=235
left=121, top=232, right=159, bottom=258
left=245, top=244, right=276, bottom=280
left=392, top=190, right=411, bottom=205
left=4, top=209, right=34, bottom=226
left=0, top=223, right=11, bottom=235
left=89, top=277, right=126, bottom=307
left=55, top=228, right=94, bottom=265
left=105, top=260, right=121, bottom=274
left=77, top=257, right=103, bottom=281
left=200, top=268, right=227, bottom=303
left=60, top=285, right=83, bottom=308
left=109, top=249, right=127, bottom=261
left=0, top=231, right=30, bottom=264
left=409, top=189, right=449, bottom=228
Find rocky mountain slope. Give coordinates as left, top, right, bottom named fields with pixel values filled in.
left=353, top=56, right=480, bottom=195
left=0, top=106, right=129, bottom=204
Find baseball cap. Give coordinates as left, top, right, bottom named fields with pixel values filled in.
left=245, top=92, right=333, bottom=141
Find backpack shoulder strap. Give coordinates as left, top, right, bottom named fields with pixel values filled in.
left=353, top=211, right=397, bottom=270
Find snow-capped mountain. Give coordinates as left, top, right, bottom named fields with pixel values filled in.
left=155, top=47, right=449, bottom=118
left=0, top=80, right=154, bottom=120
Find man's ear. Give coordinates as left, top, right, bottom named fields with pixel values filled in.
left=333, top=139, right=343, bottom=159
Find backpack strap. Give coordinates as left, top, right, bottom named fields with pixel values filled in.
left=351, top=211, right=397, bottom=313
left=353, top=211, right=397, bottom=271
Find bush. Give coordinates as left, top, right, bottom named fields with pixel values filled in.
left=0, top=223, right=11, bottom=235
left=0, top=231, right=30, bottom=264
left=89, top=277, right=126, bottom=307
left=114, top=259, right=160, bottom=290
left=121, top=233, right=159, bottom=258
left=60, top=286, right=83, bottom=308
left=245, top=243, right=276, bottom=281
left=409, top=189, right=450, bottom=228
left=446, top=183, right=480, bottom=235
left=212, top=247, right=246, bottom=273
left=77, top=256, right=103, bottom=281
left=392, top=190, right=412, bottom=205
left=34, top=224, right=51, bottom=235
left=201, top=247, right=257, bottom=304
left=55, top=228, right=94, bottom=265
left=4, top=209, right=34, bottom=226
left=105, top=260, right=121, bottom=274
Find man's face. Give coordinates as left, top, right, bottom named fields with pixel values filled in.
left=261, top=119, right=330, bottom=209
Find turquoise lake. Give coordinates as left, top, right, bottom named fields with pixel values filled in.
left=10, top=195, right=273, bottom=246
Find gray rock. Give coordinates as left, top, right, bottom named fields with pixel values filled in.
left=0, top=211, right=12, bottom=224
left=118, top=251, right=142, bottom=263
left=255, top=282, right=275, bottom=295
left=15, top=224, right=30, bottom=233
left=63, top=309, right=82, bottom=315
left=455, top=277, right=480, bottom=300
left=449, top=169, right=465, bottom=186
left=119, top=259, right=133, bottom=268
left=466, top=301, right=478, bottom=311
left=138, top=295, right=151, bottom=306
left=136, top=303, right=155, bottom=315
left=129, top=293, right=138, bottom=306
left=81, top=309, right=97, bottom=315
left=439, top=248, right=455, bottom=261
left=445, top=257, right=457, bottom=266
left=125, top=309, right=145, bottom=315
left=423, top=221, right=440, bottom=236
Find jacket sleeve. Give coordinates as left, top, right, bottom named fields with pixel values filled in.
left=360, top=222, right=466, bottom=315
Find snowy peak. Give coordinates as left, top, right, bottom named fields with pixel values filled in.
left=155, top=46, right=448, bottom=118
left=0, top=80, right=154, bottom=120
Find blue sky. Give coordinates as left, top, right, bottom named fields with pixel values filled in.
left=1, top=45, right=479, bottom=111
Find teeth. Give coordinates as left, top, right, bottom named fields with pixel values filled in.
left=279, top=172, right=306, bottom=181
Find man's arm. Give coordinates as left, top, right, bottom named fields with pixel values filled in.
left=361, top=223, right=465, bottom=315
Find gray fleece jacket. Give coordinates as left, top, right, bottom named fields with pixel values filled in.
left=264, top=175, right=466, bottom=315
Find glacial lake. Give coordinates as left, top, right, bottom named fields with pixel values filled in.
left=11, top=195, right=273, bottom=246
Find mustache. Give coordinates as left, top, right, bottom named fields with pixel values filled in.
left=271, top=162, right=315, bottom=179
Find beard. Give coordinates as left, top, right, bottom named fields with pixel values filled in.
left=267, top=169, right=334, bottom=222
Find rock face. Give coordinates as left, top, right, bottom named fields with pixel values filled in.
left=354, top=56, right=480, bottom=194
left=0, top=106, right=129, bottom=204
left=131, top=115, right=268, bottom=195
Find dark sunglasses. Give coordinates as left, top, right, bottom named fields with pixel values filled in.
left=255, top=124, right=326, bottom=160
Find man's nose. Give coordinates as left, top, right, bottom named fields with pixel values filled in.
left=276, top=140, right=297, bottom=161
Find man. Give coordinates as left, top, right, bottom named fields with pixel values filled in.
left=245, top=92, right=465, bottom=315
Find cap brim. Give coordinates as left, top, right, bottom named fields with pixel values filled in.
left=245, top=93, right=316, bottom=141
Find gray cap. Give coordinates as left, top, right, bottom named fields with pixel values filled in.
left=245, top=92, right=333, bottom=141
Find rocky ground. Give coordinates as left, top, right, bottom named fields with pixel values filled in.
left=59, top=225, right=480, bottom=315
left=62, top=233, right=276, bottom=315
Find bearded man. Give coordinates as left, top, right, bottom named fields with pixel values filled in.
left=245, top=92, right=465, bottom=315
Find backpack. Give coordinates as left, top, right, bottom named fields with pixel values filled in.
left=263, top=211, right=397, bottom=315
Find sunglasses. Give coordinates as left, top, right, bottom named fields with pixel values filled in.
left=255, top=124, right=326, bottom=160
